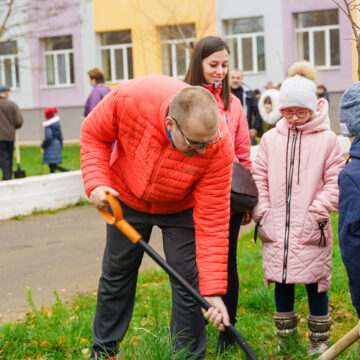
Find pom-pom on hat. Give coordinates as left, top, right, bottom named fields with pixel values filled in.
left=279, top=61, right=318, bottom=112
left=339, top=81, right=360, bottom=137
left=44, top=107, right=58, bottom=120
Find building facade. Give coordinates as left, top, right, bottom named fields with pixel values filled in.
left=0, top=0, right=356, bottom=142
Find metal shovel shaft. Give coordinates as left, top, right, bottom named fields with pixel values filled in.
left=137, top=238, right=259, bottom=360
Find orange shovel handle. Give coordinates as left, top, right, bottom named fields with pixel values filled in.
left=97, top=191, right=142, bottom=244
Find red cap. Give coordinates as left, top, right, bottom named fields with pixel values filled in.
left=44, top=107, right=58, bottom=120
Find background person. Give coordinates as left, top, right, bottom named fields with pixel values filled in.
left=80, top=74, right=234, bottom=360
left=83, top=67, right=111, bottom=117
left=41, top=107, right=68, bottom=173
left=251, top=61, right=344, bottom=356
left=338, top=81, right=360, bottom=337
left=230, top=69, right=262, bottom=145
left=258, top=88, right=282, bottom=133
left=316, top=85, right=330, bottom=103
left=0, top=85, right=23, bottom=180
left=184, top=35, right=251, bottom=353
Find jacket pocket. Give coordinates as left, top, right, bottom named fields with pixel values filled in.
left=301, top=212, right=330, bottom=247
left=255, top=209, right=275, bottom=243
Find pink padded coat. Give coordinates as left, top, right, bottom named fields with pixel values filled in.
left=252, top=98, right=345, bottom=292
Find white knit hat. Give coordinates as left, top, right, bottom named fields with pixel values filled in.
left=279, top=61, right=318, bottom=112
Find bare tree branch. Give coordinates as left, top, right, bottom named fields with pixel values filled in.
left=332, top=0, right=360, bottom=79
left=0, top=0, right=14, bottom=39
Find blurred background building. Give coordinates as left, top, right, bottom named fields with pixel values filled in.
left=0, top=0, right=357, bottom=142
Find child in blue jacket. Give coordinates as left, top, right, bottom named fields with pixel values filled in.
left=338, top=82, right=360, bottom=335
left=41, top=107, right=68, bottom=173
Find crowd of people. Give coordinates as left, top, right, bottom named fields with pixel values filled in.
left=79, top=36, right=360, bottom=360
left=1, top=33, right=359, bottom=360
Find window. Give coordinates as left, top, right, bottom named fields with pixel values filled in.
left=224, top=17, right=265, bottom=73
left=296, top=9, right=340, bottom=69
left=44, top=35, right=74, bottom=86
left=0, top=41, right=20, bottom=89
left=100, top=31, right=133, bottom=83
left=160, top=24, right=196, bottom=79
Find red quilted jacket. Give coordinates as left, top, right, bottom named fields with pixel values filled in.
left=80, top=74, right=235, bottom=296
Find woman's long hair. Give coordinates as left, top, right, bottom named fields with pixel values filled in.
left=184, top=36, right=231, bottom=110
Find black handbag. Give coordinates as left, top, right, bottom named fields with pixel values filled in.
left=230, top=161, right=258, bottom=212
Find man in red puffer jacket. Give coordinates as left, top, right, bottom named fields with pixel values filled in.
left=80, top=74, right=234, bottom=359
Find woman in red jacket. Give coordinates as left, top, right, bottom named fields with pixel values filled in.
left=184, top=36, right=251, bottom=353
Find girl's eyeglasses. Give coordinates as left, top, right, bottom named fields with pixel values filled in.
left=280, top=109, right=310, bottom=119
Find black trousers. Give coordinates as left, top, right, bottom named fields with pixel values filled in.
left=222, top=212, right=243, bottom=325
left=49, top=163, right=68, bottom=173
left=92, top=200, right=206, bottom=359
left=0, top=141, right=14, bottom=180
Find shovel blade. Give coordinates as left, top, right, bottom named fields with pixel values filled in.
left=14, top=167, right=26, bottom=179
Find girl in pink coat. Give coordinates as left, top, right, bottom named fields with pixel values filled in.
left=251, top=61, right=344, bottom=356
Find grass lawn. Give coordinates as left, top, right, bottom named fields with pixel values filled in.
left=0, top=213, right=358, bottom=359
left=11, top=145, right=80, bottom=177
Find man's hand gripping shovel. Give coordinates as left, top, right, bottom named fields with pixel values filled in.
left=98, top=191, right=259, bottom=360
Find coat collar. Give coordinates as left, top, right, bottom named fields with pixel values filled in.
left=42, top=116, right=60, bottom=127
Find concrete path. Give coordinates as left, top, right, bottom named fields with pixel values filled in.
left=0, top=205, right=253, bottom=323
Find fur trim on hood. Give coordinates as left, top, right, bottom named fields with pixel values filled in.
left=42, top=115, right=60, bottom=127
left=258, top=89, right=282, bottom=125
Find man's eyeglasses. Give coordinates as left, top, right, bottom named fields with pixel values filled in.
left=170, top=117, right=222, bottom=149
left=280, top=109, right=310, bottom=119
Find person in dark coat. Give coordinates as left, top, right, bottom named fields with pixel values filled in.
left=338, top=81, right=360, bottom=337
left=41, top=107, right=68, bottom=173
left=83, top=68, right=111, bottom=117
left=230, top=69, right=262, bottom=145
left=0, top=85, right=23, bottom=180
left=317, top=85, right=330, bottom=103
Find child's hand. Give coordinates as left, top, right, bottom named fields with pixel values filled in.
left=40, top=148, right=44, bottom=154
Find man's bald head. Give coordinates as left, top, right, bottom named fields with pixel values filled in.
left=169, top=86, right=219, bottom=133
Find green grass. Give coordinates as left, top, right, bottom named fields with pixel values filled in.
left=12, top=145, right=80, bottom=177
left=0, top=213, right=358, bottom=359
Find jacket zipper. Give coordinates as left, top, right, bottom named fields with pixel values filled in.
left=142, top=145, right=168, bottom=202
left=282, top=128, right=298, bottom=283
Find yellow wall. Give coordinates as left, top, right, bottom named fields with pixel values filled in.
left=93, top=0, right=217, bottom=78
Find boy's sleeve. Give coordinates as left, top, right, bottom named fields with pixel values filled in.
left=339, top=171, right=360, bottom=318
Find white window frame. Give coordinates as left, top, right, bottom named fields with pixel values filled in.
left=224, top=32, right=265, bottom=74
left=0, top=54, right=19, bottom=90
left=100, top=43, right=132, bottom=83
left=160, top=37, right=195, bottom=79
left=44, top=48, right=74, bottom=87
left=295, top=24, right=340, bottom=70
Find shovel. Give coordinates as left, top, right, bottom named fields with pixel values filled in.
left=14, top=130, right=26, bottom=179
left=317, top=325, right=359, bottom=360
left=98, top=191, right=259, bottom=360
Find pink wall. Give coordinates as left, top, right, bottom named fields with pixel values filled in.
left=282, top=0, right=353, bottom=92
left=28, top=0, right=85, bottom=108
